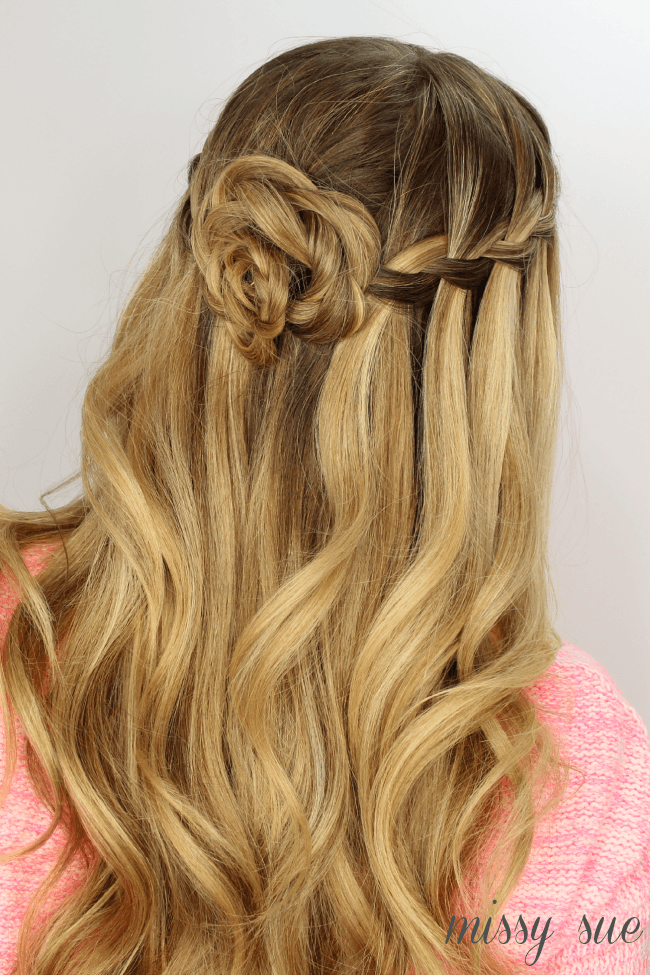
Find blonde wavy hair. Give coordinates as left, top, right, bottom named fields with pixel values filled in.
left=0, top=36, right=571, bottom=975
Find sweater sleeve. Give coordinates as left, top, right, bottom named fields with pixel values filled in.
left=0, top=542, right=90, bottom=975
left=489, top=644, right=650, bottom=974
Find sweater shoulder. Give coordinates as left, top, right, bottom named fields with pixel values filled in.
left=527, top=641, right=650, bottom=756
left=493, top=643, right=650, bottom=972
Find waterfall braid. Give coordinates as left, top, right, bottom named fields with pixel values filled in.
left=0, top=36, right=571, bottom=975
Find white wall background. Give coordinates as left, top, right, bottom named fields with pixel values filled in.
left=1, top=0, right=649, bottom=727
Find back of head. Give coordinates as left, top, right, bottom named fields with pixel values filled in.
left=0, top=37, right=567, bottom=975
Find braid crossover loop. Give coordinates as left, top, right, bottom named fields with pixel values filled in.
left=189, top=154, right=554, bottom=366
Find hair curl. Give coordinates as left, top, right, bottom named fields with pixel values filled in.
left=0, top=36, right=571, bottom=975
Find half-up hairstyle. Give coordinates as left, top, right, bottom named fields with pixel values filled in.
left=0, top=36, right=570, bottom=975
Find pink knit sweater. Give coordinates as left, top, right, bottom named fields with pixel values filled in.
left=1, top=543, right=649, bottom=974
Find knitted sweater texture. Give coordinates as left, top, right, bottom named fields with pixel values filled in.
left=1, top=544, right=649, bottom=973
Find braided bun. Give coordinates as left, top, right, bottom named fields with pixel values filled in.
left=191, top=155, right=382, bottom=366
